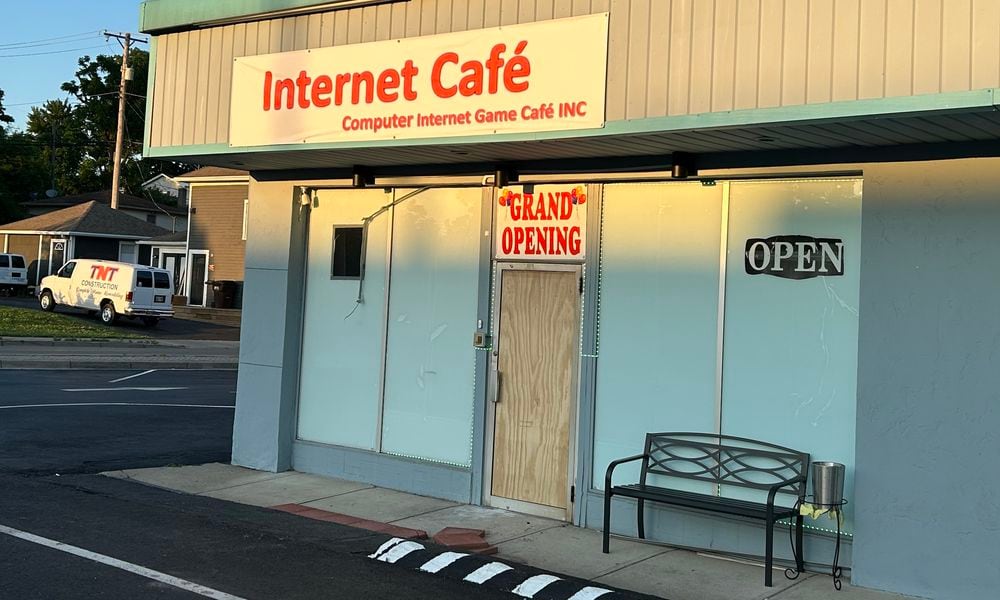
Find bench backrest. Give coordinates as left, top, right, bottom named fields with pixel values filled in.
left=641, top=432, right=809, bottom=497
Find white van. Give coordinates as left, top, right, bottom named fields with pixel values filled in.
left=38, top=259, right=174, bottom=326
left=0, top=253, right=28, bottom=296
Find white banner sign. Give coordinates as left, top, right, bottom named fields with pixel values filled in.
left=495, top=185, right=587, bottom=261
left=229, top=14, right=609, bottom=147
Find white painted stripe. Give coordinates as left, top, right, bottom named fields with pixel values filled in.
left=462, top=562, right=513, bottom=584
left=0, top=403, right=233, bottom=410
left=368, top=537, right=405, bottom=559
left=512, top=574, right=561, bottom=598
left=61, top=387, right=187, bottom=392
left=418, top=551, right=468, bottom=574
left=375, top=541, right=425, bottom=564
left=109, top=369, right=157, bottom=383
left=0, top=523, right=247, bottom=600
left=566, top=586, right=614, bottom=600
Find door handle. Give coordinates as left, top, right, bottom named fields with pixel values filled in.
left=490, top=369, right=502, bottom=404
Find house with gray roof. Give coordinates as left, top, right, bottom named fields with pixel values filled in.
left=21, top=189, right=187, bottom=233
left=0, top=200, right=169, bottom=288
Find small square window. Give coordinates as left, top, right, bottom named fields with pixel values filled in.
left=331, top=226, right=364, bottom=279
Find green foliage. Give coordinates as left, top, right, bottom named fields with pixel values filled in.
left=0, top=89, right=14, bottom=125
left=0, top=50, right=196, bottom=219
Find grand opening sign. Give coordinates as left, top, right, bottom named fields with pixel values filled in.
left=495, top=185, right=587, bottom=261
left=229, top=14, right=609, bottom=147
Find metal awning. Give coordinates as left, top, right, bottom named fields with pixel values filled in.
left=145, top=89, right=1000, bottom=174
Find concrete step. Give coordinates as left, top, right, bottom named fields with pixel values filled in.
left=172, top=306, right=242, bottom=327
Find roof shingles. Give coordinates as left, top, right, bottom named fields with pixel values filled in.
left=0, top=201, right=171, bottom=238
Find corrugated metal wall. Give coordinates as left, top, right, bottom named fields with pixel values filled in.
left=149, top=0, right=1000, bottom=148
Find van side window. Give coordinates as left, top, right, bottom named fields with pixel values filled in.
left=0, top=256, right=8, bottom=268
left=153, top=272, right=170, bottom=289
left=59, top=262, right=76, bottom=278
left=136, top=271, right=153, bottom=288
left=11, top=256, right=25, bottom=269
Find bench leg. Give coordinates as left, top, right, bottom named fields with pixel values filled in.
left=602, top=490, right=612, bottom=554
left=795, top=514, right=805, bottom=572
left=764, top=516, right=775, bottom=587
left=637, top=499, right=645, bottom=539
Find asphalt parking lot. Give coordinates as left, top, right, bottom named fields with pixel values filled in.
left=0, top=368, right=236, bottom=475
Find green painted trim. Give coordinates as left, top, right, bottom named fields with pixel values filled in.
left=140, top=0, right=370, bottom=33
left=144, top=88, right=999, bottom=160
left=142, top=37, right=157, bottom=156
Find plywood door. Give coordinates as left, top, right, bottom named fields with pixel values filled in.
left=492, top=269, right=579, bottom=510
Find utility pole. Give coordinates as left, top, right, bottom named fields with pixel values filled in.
left=105, top=31, right=147, bottom=210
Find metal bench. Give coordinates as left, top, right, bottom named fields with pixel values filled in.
left=603, top=432, right=809, bottom=587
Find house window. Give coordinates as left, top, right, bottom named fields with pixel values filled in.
left=119, top=242, right=138, bottom=264
left=242, top=199, right=249, bottom=241
left=331, top=226, right=364, bottom=279
left=146, top=214, right=157, bottom=224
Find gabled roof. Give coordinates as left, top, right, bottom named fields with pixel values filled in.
left=175, top=166, right=250, bottom=182
left=139, top=231, right=187, bottom=244
left=21, top=189, right=186, bottom=216
left=0, top=201, right=171, bottom=239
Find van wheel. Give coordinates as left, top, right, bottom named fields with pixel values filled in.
left=39, top=291, right=55, bottom=312
left=99, top=302, right=117, bottom=326
left=141, top=317, right=159, bottom=327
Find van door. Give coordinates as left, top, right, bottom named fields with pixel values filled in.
left=52, top=261, right=77, bottom=304
left=153, top=271, right=172, bottom=308
left=133, top=270, right=155, bottom=308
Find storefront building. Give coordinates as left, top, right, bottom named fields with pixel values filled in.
left=139, top=2, right=1000, bottom=598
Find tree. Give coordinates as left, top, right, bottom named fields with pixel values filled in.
left=0, top=88, right=14, bottom=126
left=60, top=51, right=195, bottom=197
left=26, top=100, right=90, bottom=195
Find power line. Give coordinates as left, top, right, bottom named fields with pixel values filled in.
left=0, top=44, right=113, bottom=59
left=0, top=30, right=101, bottom=49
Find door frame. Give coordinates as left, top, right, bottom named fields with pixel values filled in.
left=482, top=261, right=583, bottom=521
left=186, top=249, right=210, bottom=307
left=48, top=238, right=68, bottom=276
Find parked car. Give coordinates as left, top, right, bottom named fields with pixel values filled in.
left=38, top=259, right=175, bottom=326
left=0, top=253, right=28, bottom=296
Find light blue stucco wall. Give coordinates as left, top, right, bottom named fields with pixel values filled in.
left=853, top=159, right=1000, bottom=599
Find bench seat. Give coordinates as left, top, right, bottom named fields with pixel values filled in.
left=613, top=484, right=799, bottom=521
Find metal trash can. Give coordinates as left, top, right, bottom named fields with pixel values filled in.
left=812, top=461, right=846, bottom=507
left=209, top=280, right=237, bottom=309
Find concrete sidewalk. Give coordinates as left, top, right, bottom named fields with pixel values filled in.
left=0, top=338, right=239, bottom=369
left=103, top=463, right=919, bottom=600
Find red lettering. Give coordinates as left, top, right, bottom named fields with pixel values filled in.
left=377, top=68, right=400, bottom=102
left=312, top=75, right=333, bottom=107
left=568, top=226, right=581, bottom=255
left=335, top=73, right=352, bottom=105
left=485, top=43, right=505, bottom=94
left=401, top=60, right=419, bottom=101
left=431, top=52, right=459, bottom=98
left=509, top=193, right=522, bottom=221
left=513, top=228, right=525, bottom=253
left=560, top=192, right=573, bottom=219
left=459, top=60, right=483, bottom=96
left=263, top=71, right=273, bottom=110
left=504, top=40, right=530, bottom=92
left=352, top=71, right=375, bottom=104
left=501, top=228, right=513, bottom=254
left=556, top=227, right=569, bottom=255
left=295, top=70, right=312, bottom=108
left=274, top=77, right=295, bottom=110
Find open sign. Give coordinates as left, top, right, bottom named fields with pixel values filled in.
left=745, top=235, right=844, bottom=280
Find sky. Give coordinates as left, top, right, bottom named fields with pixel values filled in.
left=1, top=0, right=143, bottom=128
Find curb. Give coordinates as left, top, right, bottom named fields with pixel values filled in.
left=0, top=337, right=160, bottom=346
left=0, top=360, right=238, bottom=370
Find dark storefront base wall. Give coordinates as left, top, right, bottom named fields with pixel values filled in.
left=587, top=491, right=850, bottom=571
left=854, top=159, right=1000, bottom=599
left=292, top=441, right=472, bottom=504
